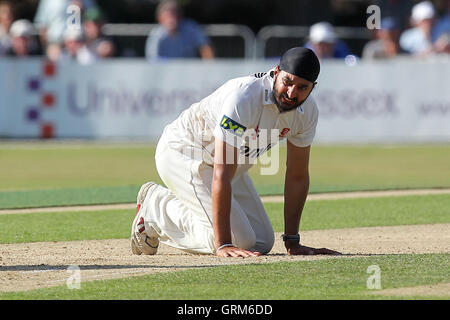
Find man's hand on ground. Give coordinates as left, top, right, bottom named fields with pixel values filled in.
left=286, top=243, right=341, bottom=255
left=216, top=246, right=261, bottom=258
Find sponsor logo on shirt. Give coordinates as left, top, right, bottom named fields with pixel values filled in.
left=220, top=115, right=246, bottom=137
left=240, top=143, right=273, bottom=158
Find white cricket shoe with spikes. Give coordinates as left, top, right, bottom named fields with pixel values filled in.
left=130, top=182, right=160, bottom=255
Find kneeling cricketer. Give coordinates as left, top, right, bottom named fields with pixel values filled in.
left=131, top=47, right=341, bottom=257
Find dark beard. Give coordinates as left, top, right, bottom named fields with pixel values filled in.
left=271, top=87, right=304, bottom=113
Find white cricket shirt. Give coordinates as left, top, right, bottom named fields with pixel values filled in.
left=161, top=68, right=319, bottom=174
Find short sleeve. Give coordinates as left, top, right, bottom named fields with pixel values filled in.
left=213, top=91, right=254, bottom=148
left=287, top=99, right=319, bottom=148
left=187, top=20, right=209, bottom=47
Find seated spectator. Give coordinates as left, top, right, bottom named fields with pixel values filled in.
left=56, top=28, right=97, bottom=64
left=83, top=8, right=115, bottom=58
left=6, top=19, right=40, bottom=57
left=433, top=1, right=450, bottom=44
left=305, top=21, right=352, bottom=60
left=433, top=32, right=450, bottom=54
left=363, top=17, right=406, bottom=59
left=400, top=1, right=438, bottom=56
left=373, top=0, right=414, bottom=31
left=34, top=0, right=98, bottom=55
left=145, top=0, right=214, bottom=60
left=0, top=0, right=13, bottom=55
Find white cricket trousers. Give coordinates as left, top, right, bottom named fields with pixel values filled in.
left=139, top=134, right=275, bottom=255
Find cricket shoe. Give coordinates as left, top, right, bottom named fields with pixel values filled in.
left=130, top=182, right=160, bottom=255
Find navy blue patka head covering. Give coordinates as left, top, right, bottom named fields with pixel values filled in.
left=279, top=47, right=320, bottom=83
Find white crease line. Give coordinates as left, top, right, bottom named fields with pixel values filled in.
left=41, top=268, right=178, bottom=285
left=1, top=189, right=450, bottom=215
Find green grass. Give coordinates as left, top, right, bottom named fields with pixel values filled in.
left=250, top=144, right=450, bottom=194
left=0, top=185, right=141, bottom=209
left=268, top=194, right=450, bottom=232
left=1, top=143, right=448, bottom=300
left=1, top=254, right=448, bottom=299
left=1, top=195, right=448, bottom=244
left=0, top=209, right=135, bottom=243
left=0, top=144, right=162, bottom=191
left=1, top=143, right=449, bottom=208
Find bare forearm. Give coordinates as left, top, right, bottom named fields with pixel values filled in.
left=283, top=174, right=309, bottom=235
left=200, top=44, right=215, bottom=59
left=211, top=140, right=260, bottom=257
left=212, top=177, right=232, bottom=248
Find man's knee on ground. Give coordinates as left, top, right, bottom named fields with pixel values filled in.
left=253, top=232, right=275, bottom=255
left=233, top=231, right=257, bottom=252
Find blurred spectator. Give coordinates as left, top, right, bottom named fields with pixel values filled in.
left=363, top=17, right=406, bottom=59
left=433, top=0, right=450, bottom=41
left=6, top=19, right=40, bottom=57
left=433, top=32, right=450, bottom=53
left=0, top=1, right=13, bottom=55
left=50, top=28, right=96, bottom=64
left=34, top=0, right=98, bottom=51
left=374, top=0, right=414, bottom=31
left=145, top=0, right=214, bottom=60
left=431, top=0, right=450, bottom=56
left=305, top=21, right=352, bottom=60
left=83, top=8, right=115, bottom=58
left=399, top=1, right=439, bottom=56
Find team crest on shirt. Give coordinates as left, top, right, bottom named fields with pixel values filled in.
left=279, top=128, right=290, bottom=137
left=252, top=126, right=260, bottom=140
left=220, top=115, right=246, bottom=137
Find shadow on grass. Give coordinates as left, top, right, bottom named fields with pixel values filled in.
left=0, top=264, right=221, bottom=272
left=0, top=253, right=392, bottom=273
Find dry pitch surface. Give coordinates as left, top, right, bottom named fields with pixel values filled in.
left=1, top=189, right=449, bottom=296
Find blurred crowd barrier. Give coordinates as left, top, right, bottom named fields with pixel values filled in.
left=100, top=23, right=370, bottom=59
left=0, top=58, right=449, bottom=142
left=101, top=23, right=256, bottom=58
left=2, top=0, right=449, bottom=59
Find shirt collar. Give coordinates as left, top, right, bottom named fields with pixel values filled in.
left=262, top=68, right=276, bottom=105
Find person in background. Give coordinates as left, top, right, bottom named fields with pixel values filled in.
left=0, top=1, right=13, bottom=55
left=6, top=19, right=40, bottom=57
left=145, top=0, right=214, bottom=60
left=54, top=28, right=96, bottom=64
left=433, top=32, right=450, bottom=54
left=363, top=17, right=406, bottom=59
left=432, top=0, right=450, bottom=53
left=373, top=0, right=414, bottom=31
left=83, top=8, right=115, bottom=58
left=34, top=0, right=98, bottom=60
left=400, top=1, right=439, bottom=56
left=305, top=21, right=352, bottom=60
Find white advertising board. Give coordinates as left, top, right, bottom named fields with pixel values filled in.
left=0, top=58, right=449, bottom=142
